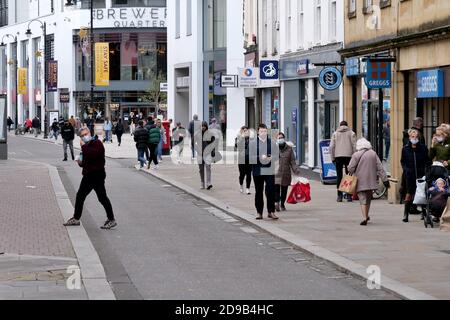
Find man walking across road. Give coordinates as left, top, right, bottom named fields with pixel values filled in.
left=64, top=127, right=117, bottom=230
left=330, top=121, right=357, bottom=202
left=61, top=119, right=75, bottom=161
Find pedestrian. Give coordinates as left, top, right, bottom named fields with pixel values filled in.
left=383, top=120, right=391, bottom=161
left=401, top=129, right=432, bottom=223
left=51, top=118, right=59, bottom=141
left=75, top=117, right=82, bottom=135
left=189, top=115, right=201, bottom=159
left=130, top=112, right=136, bottom=136
left=7, top=116, right=13, bottom=132
left=69, top=115, right=76, bottom=128
left=145, top=116, right=161, bottom=170
left=172, top=121, right=185, bottom=164
left=32, top=116, right=41, bottom=137
left=61, top=119, right=75, bottom=161
left=195, top=121, right=220, bottom=190
left=86, top=115, right=95, bottom=137
left=402, top=117, right=425, bottom=146
left=103, top=118, right=113, bottom=144
left=156, top=119, right=166, bottom=162
left=115, top=118, right=124, bottom=147
left=134, top=120, right=149, bottom=169
left=237, top=126, right=252, bottom=195
left=348, top=138, right=390, bottom=226
left=250, top=124, right=279, bottom=221
left=429, top=126, right=450, bottom=173
left=168, top=119, right=174, bottom=150
left=209, top=118, right=221, bottom=131
left=329, top=121, right=357, bottom=202
left=25, top=118, right=32, bottom=134
left=63, top=127, right=117, bottom=230
left=274, top=132, right=301, bottom=212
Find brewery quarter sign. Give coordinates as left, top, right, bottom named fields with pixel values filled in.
left=93, top=8, right=167, bottom=28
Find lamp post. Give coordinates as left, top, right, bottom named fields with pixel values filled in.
left=0, top=34, right=18, bottom=134
left=25, top=20, right=48, bottom=138
left=66, top=0, right=94, bottom=127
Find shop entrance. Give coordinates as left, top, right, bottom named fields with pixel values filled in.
left=325, top=102, right=339, bottom=139
left=246, top=98, right=256, bottom=130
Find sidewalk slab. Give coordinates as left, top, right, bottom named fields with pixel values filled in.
left=139, top=161, right=449, bottom=300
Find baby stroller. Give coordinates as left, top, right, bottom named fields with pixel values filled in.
left=424, top=162, right=450, bottom=228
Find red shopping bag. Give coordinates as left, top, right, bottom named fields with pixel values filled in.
left=287, top=182, right=311, bottom=204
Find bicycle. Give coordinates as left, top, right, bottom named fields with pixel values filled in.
left=373, top=179, right=388, bottom=199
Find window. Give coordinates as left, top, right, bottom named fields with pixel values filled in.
left=272, top=0, right=278, bottom=54
left=330, top=0, right=337, bottom=41
left=261, top=0, right=267, bottom=56
left=81, top=0, right=106, bottom=9
left=204, top=0, right=227, bottom=51
left=0, top=48, right=6, bottom=93
left=286, top=0, right=292, bottom=52
left=175, top=0, right=180, bottom=38
left=111, top=0, right=165, bottom=7
left=315, top=0, right=321, bottom=44
left=186, top=0, right=192, bottom=36
left=21, top=40, right=29, bottom=69
left=0, top=0, right=7, bottom=27
left=363, top=0, right=373, bottom=14
left=348, top=0, right=356, bottom=18
left=297, top=0, right=304, bottom=49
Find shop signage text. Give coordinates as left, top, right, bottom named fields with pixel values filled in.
left=365, top=61, right=392, bottom=89
left=238, top=68, right=259, bottom=88
left=417, top=69, right=444, bottom=98
left=18, top=68, right=27, bottom=95
left=297, top=59, right=309, bottom=75
left=319, top=67, right=342, bottom=91
left=160, top=82, right=168, bottom=92
left=221, top=75, right=238, bottom=88
left=345, top=58, right=360, bottom=77
left=59, top=91, right=70, bottom=103
left=47, top=61, right=58, bottom=92
left=94, top=8, right=167, bottom=28
left=95, top=43, right=110, bottom=87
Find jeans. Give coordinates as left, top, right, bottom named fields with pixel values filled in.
left=274, top=185, right=289, bottom=207
left=238, top=164, right=252, bottom=189
left=52, top=130, right=59, bottom=140
left=104, top=130, right=111, bottom=143
left=199, top=164, right=212, bottom=187
left=74, top=172, right=114, bottom=221
left=137, top=148, right=147, bottom=168
left=157, top=138, right=163, bottom=160
left=63, top=140, right=74, bottom=160
left=335, top=157, right=352, bottom=197
left=253, top=175, right=275, bottom=215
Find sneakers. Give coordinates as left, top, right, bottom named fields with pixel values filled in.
left=101, top=220, right=117, bottom=230
left=207, top=185, right=213, bottom=190
left=240, top=185, right=244, bottom=193
left=275, top=203, right=281, bottom=212
left=256, top=213, right=263, bottom=220
left=246, top=188, right=251, bottom=195
left=268, top=213, right=279, bottom=220
left=281, top=205, right=287, bottom=212
left=63, top=218, right=80, bottom=227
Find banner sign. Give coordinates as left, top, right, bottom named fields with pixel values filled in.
left=95, top=43, right=110, bottom=87
left=319, top=140, right=337, bottom=184
left=93, top=7, right=167, bottom=28
left=417, top=69, right=445, bottom=98
left=47, top=60, right=58, bottom=92
left=18, top=68, right=27, bottom=95
left=60, top=91, right=70, bottom=103
left=365, top=61, right=392, bottom=89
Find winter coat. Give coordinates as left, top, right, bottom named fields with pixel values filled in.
left=348, top=149, right=388, bottom=193
left=172, top=127, right=185, bottom=146
left=103, top=121, right=112, bottom=131
left=147, top=124, right=161, bottom=145
left=61, top=124, right=75, bottom=141
left=51, top=121, right=59, bottom=132
left=134, top=127, right=149, bottom=150
left=430, top=138, right=450, bottom=170
left=275, top=145, right=301, bottom=186
left=115, top=123, right=124, bottom=135
left=329, top=126, right=356, bottom=161
left=401, top=142, right=432, bottom=195
left=32, top=118, right=40, bottom=128
left=7, top=118, right=13, bottom=126
left=79, top=138, right=106, bottom=177
left=250, top=137, right=278, bottom=177
left=194, top=130, right=220, bottom=165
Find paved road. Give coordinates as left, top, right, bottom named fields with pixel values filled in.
left=8, top=135, right=398, bottom=300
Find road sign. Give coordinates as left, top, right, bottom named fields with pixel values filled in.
left=319, top=67, right=342, bottom=91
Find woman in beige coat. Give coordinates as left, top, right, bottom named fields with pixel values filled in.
left=348, top=138, right=390, bottom=226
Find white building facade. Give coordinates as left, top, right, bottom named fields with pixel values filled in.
left=167, top=0, right=245, bottom=148
left=0, top=0, right=167, bottom=130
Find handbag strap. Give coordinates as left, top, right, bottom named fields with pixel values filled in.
left=354, top=150, right=369, bottom=173
left=413, top=149, right=419, bottom=180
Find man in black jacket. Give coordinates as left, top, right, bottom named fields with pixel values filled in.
left=134, top=120, right=149, bottom=169
left=61, top=120, right=75, bottom=161
left=32, top=116, right=41, bottom=137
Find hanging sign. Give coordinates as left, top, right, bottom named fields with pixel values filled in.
left=95, top=43, right=110, bottom=87
left=47, top=60, right=58, bottom=92
left=319, top=67, right=342, bottom=91
left=365, top=61, right=392, bottom=89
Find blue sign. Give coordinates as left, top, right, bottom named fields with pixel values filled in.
left=319, top=140, right=337, bottom=184
left=319, top=67, right=342, bottom=91
left=297, top=59, right=309, bottom=75
left=365, top=61, right=392, bottom=89
left=417, top=69, right=445, bottom=98
left=260, top=60, right=279, bottom=80
left=345, top=58, right=360, bottom=77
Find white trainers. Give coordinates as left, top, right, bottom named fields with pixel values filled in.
left=240, top=185, right=244, bottom=193
left=246, top=188, right=251, bottom=195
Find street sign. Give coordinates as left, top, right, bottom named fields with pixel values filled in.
left=319, top=67, right=342, bottom=91
left=365, top=61, right=392, bottom=89
left=417, top=69, right=444, bottom=98
left=160, top=82, right=168, bottom=92
left=238, top=67, right=259, bottom=88
left=220, top=75, right=238, bottom=88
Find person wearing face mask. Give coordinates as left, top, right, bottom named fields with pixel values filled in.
left=63, top=127, right=117, bottom=230
left=401, top=129, right=432, bottom=223
left=237, top=126, right=252, bottom=195
left=274, top=133, right=301, bottom=212
left=430, top=126, right=450, bottom=173
left=61, top=119, right=75, bottom=162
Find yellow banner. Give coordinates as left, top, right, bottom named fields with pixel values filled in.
left=95, top=43, right=110, bottom=87
left=18, top=68, right=27, bottom=95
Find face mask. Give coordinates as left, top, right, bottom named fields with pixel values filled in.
left=82, top=136, right=92, bottom=144
left=277, top=139, right=286, bottom=146
left=437, top=137, right=445, bottom=143
left=410, top=139, right=419, bottom=145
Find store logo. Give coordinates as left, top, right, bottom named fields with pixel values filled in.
left=319, top=67, right=342, bottom=91
left=260, top=61, right=279, bottom=80
left=243, top=68, right=253, bottom=77
left=263, top=63, right=277, bottom=78
left=365, top=61, right=392, bottom=89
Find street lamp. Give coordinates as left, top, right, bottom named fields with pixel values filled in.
left=66, top=0, right=95, bottom=127
left=0, top=34, right=18, bottom=134
left=25, top=19, right=48, bottom=138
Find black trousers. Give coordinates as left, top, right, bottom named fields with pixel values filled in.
left=74, top=172, right=114, bottom=221
left=238, top=164, right=252, bottom=189
left=275, top=185, right=289, bottom=207
left=335, top=157, right=352, bottom=196
left=253, top=175, right=275, bottom=215
left=117, top=133, right=123, bottom=145
left=147, top=143, right=159, bottom=165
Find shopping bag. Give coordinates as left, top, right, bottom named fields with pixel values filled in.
left=287, top=182, right=311, bottom=204
left=413, top=177, right=427, bottom=205
left=338, top=174, right=358, bottom=195
left=440, top=199, right=450, bottom=232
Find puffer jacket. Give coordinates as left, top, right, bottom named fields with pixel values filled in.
left=134, top=127, right=149, bottom=149
left=147, top=125, right=161, bottom=145
left=330, top=126, right=357, bottom=161
left=430, top=138, right=450, bottom=172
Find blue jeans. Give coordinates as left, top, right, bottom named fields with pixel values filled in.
left=137, top=148, right=147, bottom=168
left=157, top=138, right=163, bottom=160
left=105, top=130, right=111, bottom=142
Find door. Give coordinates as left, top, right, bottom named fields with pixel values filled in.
left=246, top=98, right=255, bottom=130
left=325, top=102, right=339, bottom=139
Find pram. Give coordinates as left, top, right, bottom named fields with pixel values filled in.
left=424, top=162, right=450, bottom=229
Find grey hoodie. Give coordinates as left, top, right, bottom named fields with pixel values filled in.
left=329, top=126, right=357, bottom=161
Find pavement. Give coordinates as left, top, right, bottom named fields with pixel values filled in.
left=0, top=157, right=115, bottom=300
left=134, top=154, right=450, bottom=300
